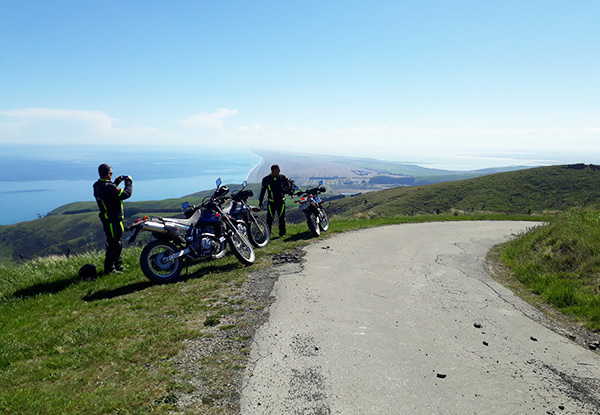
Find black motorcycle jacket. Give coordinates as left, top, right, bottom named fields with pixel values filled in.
left=259, top=174, right=292, bottom=204
left=93, top=177, right=133, bottom=221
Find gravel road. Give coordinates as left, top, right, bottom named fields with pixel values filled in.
left=240, top=221, right=600, bottom=415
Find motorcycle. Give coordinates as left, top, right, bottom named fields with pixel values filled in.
left=224, top=181, right=270, bottom=248
left=127, top=178, right=255, bottom=284
left=294, top=180, right=329, bottom=237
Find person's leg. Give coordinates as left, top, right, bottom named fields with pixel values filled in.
left=105, top=221, right=123, bottom=273
left=112, top=221, right=124, bottom=271
left=102, top=220, right=114, bottom=273
left=278, top=202, right=287, bottom=236
left=266, top=203, right=274, bottom=233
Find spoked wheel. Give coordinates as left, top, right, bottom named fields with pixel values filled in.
left=307, top=213, right=321, bottom=237
left=227, top=227, right=255, bottom=266
left=140, top=240, right=183, bottom=284
left=248, top=216, right=270, bottom=248
left=318, top=208, right=329, bottom=232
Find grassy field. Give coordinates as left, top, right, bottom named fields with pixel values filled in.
left=496, top=208, right=600, bottom=331
left=0, top=213, right=547, bottom=415
left=329, top=164, right=600, bottom=217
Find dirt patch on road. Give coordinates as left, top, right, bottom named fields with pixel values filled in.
left=169, top=248, right=306, bottom=414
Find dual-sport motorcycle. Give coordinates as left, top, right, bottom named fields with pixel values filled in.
left=128, top=178, right=255, bottom=284
left=224, top=181, right=270, bottom=248
left=294, top=180, right=329, bottom=237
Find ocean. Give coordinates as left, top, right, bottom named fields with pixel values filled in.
left=0, top=145, right=260, bottom=225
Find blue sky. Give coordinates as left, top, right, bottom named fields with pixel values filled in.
left=1, top=0, right=599, bottom=169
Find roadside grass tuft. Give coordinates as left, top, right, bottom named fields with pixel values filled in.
left=497, top=207, right=600, bottom=331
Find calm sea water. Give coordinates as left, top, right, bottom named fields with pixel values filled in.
left=0, top=145, right=260, bottom=225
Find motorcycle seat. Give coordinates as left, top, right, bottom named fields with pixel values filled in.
left=162, top=209, right=201, bottom=227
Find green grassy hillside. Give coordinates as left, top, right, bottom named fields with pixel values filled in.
left=496, top=207, right=600, bottom=331
left=329, top=164, right=600, bottom=218
left=1, top=165, right=599, bottom=265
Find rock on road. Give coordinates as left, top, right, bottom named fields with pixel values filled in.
left=240, top=222, right=600, bottom=414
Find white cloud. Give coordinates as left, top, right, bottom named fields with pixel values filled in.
left=236, top=123, right=275, bottom=133
left=179, top=108, right=238, bottom=128
left=0, top=107, right=115, bottom=130
left=332, top=123, right=600, bottom=151
left=0, top=107, right=177, bottom=145
left=0, top=108, right=119, bottom=144
left=1, top=107, right=598, bottom=168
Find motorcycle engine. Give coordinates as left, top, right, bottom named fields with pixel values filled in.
left=190, top=228, right=219, bottom=256
left=200, top=236, right=219, bottom=255
left=192, top=234, right=219, bottom=256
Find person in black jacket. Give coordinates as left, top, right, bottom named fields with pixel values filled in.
left=93, top=163, right=133, bottom=274
left=258, top=164, right=294, bottom=237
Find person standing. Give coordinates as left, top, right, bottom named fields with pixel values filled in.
left=93, top=163, right=133, bottom=274
left=259, top=164, right=294, bottom=237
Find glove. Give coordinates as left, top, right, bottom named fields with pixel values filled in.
left=114, top=175, right=130, bottom=185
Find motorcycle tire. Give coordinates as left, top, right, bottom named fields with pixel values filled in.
left=140, top=240, right=184, bottom=284
left=307, top=213, right=321, bottom=237
left=248, top=216, right=270, bottom=248
left=227, top=227, right=255, bottom=266
left=318, top=208, right=329, bottom=232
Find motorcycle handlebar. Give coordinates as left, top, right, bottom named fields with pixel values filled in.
left=295, top=186, right=326, bottom=197
left=231, top=189, right=253, bottom=201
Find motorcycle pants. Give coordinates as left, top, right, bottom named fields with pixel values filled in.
left=102, top=219, right=124, bottom=273
left=266, top=200, right=286, bottom=236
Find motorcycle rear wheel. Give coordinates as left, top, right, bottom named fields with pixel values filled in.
left=307, top=213, right=321, bottom=237
left=227, top=227, right=255, bottom=265
left=140, top=240, right=183, bottom=284
left=248, top=216, right=270, bottom=248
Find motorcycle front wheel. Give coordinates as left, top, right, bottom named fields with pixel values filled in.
left=140, top=240, right=183, bottom=284
left=227, top=227, right=255, bottom=266
left=307, top=212, right=321, bottom=237
left=248, top=216, right=270, bottom=248
left=318, top=208, right=329, bottom=232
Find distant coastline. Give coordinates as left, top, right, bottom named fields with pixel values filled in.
left=247, top=151, right=267, bottom=183
left=0, top=146, right=260, bottom=226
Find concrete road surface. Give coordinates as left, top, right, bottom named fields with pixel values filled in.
left=240, top=222, right=600, bottom=415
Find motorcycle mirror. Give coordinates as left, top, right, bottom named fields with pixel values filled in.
left=182, top=201, right=190, bottom=209
left=243, top=180, right=247, bottom=187
left=318, top=180, right=323, bottom=186
left=216, top=178, right=222, bottom=188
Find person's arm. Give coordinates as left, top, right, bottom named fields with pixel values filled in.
left=117, top=176, right=133, bottom=200
left=258, top=178, right=267, bottom=207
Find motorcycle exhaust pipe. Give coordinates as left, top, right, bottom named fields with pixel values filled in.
left=141, top=221, right=168, bottom=233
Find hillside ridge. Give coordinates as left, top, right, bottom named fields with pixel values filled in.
left=1, top=163, right=598, bottom=264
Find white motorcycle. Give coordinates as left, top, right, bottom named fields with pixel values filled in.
left=294, top=180, right=329, bottom=237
